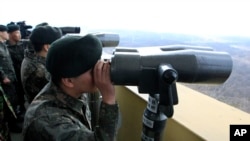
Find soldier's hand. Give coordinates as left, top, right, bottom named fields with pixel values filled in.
left=93, top=60, right=115, bottom=105
left=3, top=77, right=11, bottom=84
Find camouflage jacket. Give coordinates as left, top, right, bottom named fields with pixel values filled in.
left=0, top=42, right=16, bottom=82
left=21, top=50, right=50, bottom=103
left=23, top=82, right=119, bottom=141
left=6, top=40, right=31, bottom=83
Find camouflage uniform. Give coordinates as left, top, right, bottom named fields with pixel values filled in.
left=0, top=42, right=17, bottom=109
left=23, top=81, right=119, bottom=141
left=0, top=85, right=16, bottom=141
left=6, top=40, right=31, bottom=111
left=0, top=41, right=25, bottom=133
left=21, top=49, right=50, bottom=103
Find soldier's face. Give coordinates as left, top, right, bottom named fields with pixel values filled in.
left=71, top=69, right=97, bottom=94
left=0, top=31, right=9, bottom=41
left=9, top=30, right=21, bottom=42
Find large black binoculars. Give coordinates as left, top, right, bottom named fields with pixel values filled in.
left=93, top=33, right=232, bottom=89
left=109, top=45, right=232, bottom=93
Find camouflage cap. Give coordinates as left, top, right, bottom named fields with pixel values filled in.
left=46, top=34, right=102, bottom=78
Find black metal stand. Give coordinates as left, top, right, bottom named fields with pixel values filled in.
left=141, top=64, right=178, bottom=141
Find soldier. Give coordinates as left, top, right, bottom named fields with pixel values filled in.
left=20, top=26, right=62, bottom=103
left=23, top=34, right=120, bottom=141
left=0, top=25, right=12, bottom=141
left=0, top=25, right=22, bottom=133
left=6, top=24, right=30, bottom=116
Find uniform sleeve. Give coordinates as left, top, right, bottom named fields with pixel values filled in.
left=0, top=53, right=7, bottom=81
left=0, top=44, right=11, bottom=81
left=96, top=102, right=119, bottom=141
left=0, top=67, right=6, bottom=81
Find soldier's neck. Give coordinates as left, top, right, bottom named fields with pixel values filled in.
left=36, top=51, right=47, bottom=58
left=8, top=39, right=18, bottom=45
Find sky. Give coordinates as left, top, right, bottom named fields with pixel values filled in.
left=1, top=0, right=250, bottom=36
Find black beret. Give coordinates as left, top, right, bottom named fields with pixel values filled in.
left=46, top=34, right=103, bottom=78
left=36, top=22, right=49, bottom=27
left=7, top=25, right=20, bottom=33
left=30, top=26, right=62, bottom=45
left=0, top=25, right=8, bottom=32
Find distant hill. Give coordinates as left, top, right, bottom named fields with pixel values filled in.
left=90, top=28, right=250, bottom=113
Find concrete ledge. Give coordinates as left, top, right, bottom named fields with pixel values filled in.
left=115, top=84, right=250, bottom=141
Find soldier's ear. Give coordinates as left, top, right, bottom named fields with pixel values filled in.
left=61, top=78, right=74, bottom=88
left=44, top=44, right=49, bottom=52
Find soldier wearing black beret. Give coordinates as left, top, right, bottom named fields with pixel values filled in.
left=21, top=25, right=62, bottom=104
left=0, top=24, right=21, bottom=137
left=6, top=24, right=29, bottom=122
left=23, top=34, right=120, bottom=141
